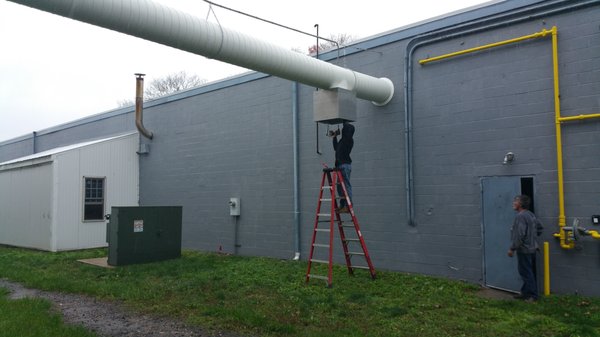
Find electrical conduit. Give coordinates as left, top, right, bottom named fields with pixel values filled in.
left=292, top=82, right=301, bottom=260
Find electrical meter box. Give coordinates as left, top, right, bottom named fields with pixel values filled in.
left=106, top=206, right=182, bottom=266
left=313, top=88, right=356, bottom=124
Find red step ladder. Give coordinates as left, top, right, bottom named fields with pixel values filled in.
left=305, top=167, right=376, bottom=287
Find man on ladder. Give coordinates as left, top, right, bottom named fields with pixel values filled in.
left=329, top=122, right=355, bottom=213
left=306, top=121, right=375, bottom=287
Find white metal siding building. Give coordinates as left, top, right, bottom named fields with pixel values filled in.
left=0, top=133, right=139, bottom=251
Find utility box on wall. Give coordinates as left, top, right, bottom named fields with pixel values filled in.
left=106, top=206, right=182, bottom=266
left=313, top=88, right=357, bottom=124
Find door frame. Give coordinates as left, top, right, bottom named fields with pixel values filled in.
left=481, top=175, right=536, bottom=291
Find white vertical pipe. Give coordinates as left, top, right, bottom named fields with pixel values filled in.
left=8, top=0, right=394, bottom=105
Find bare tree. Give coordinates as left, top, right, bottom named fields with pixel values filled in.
left=145, top=71, right=206, bottom=100
left=118, top=71, right=206, bottom=107
left=308, top=33, right=355, bottom=54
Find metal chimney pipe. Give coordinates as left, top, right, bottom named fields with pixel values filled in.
left=135, top=73, right=153, bottom=139
left=8, top=0, right=394, bottom=106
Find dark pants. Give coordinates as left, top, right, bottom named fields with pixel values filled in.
left=517, top=252, right=538, bottom=299
left=336, top=164, right=352, bottom=208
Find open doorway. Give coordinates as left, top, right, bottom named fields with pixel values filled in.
left=520, top=177, right=534, bottom=213
left=482, top=176, right=535, bottom=292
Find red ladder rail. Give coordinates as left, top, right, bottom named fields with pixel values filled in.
left=306, top=168, right=376, bottom=287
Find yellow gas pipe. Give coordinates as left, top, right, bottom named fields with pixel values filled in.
left=544, top=242, right=550, bottom=296
left=420, top=26, right=600, bottom=249
left=419, top=28, right=553, bottom=65
left=548, top=27, right=574, bottom=249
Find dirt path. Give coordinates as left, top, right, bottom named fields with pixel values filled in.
left=0, top=279, right=247, bottom=337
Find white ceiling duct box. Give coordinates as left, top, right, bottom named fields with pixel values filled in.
left=313, top=89, right=357, bottom=124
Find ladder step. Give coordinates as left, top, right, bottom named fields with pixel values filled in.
left=321, top=186, right=332, bottom=190
left=342, top=224, right=355, bottom=228
left=307, top=274, right=329, bottom=281
left=317, top=213, right=331, bottom=217
left=347, top=252, right=365, bottom=256
left=344, top=238, right=360, bottom=242
left=320, top=198, right=332, bottom=202
left=351, top=265, right=371, bottom=270
left=315, top=228, right=331, bottom=232
left=313, top=243, right=330, bottom=248
left=310, top=259, right=329, bottom=264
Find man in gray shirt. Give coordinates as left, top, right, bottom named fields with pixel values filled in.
left=507, top=195, right=543, bottom=301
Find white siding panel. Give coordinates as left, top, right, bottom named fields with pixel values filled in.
left=0, top=163, right=53, bottom=250
left=71, top=133, right=138, bottom=250
left=53, top=150, right=81, bottom=250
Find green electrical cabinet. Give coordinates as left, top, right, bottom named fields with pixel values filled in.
left=107, top=206, right=182, bottom=266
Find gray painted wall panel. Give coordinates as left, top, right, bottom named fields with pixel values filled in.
left=409, top=8, right=600, bottom=295
left=138, top=78, right=296, bottom=259
left=0, top=137, right=33, bottom=163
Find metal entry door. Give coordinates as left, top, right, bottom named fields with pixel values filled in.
left=482, top=176, right=521, bottom=292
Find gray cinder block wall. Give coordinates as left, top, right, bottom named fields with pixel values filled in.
left=2, top=0, right=599, bottom=296
left=137, top=1, right=600, bottom=296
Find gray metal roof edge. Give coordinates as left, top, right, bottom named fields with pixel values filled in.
left=0, top=132, right=138, bottom=168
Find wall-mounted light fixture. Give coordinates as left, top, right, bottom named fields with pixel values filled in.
left=503, top=152, right=515, bottom=165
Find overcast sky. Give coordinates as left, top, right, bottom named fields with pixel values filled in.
left=0, top=0, right=492, bottom=142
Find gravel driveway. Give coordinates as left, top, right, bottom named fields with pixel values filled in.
left=0, top=279, right=247, bottom=337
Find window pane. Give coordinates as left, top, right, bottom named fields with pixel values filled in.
left=84, top=204, right=104, bottom=220
left=84, top=177, right=105, bottom=220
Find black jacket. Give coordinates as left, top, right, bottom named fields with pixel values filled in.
left=333, top=123, right=354, bottom=167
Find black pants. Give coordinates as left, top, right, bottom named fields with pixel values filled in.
left=517, top=252, right=538, bottom=299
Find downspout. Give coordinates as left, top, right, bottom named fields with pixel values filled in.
left=8, top=0, right=393, bottom=106
left=32, top=131, right=37, bottom=154
left=403, top=0, right=600, bottom=227
left=135, top=73, right=153, bottom=140
left=292, top=82, right=301, bottom=260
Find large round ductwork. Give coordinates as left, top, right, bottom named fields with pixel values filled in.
left=8, top=0, right=394, bottom=105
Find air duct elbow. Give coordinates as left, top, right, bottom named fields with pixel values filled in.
left=353, top=75, right=394, bottom=106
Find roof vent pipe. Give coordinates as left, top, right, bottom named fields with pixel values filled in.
left=7, top=0, right=394, bottom=106
left=135, top=73, right=153, bottom=140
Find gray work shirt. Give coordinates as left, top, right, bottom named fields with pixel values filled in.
left=510, top=210, right=543, bottom=254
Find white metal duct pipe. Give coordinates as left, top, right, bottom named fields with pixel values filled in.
left=9, top=0, right=394, bottom=105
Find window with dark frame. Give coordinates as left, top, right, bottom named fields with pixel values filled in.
left=84, top=177, right=105, bottom=221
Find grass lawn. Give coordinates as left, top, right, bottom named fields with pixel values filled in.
left=0, top=246, right=599, bottom=337
left=0, top=287, right=97, bottom=337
